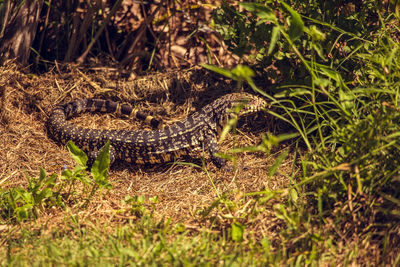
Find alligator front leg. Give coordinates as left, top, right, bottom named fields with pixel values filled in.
left=206, top=137, right=228, bottom=169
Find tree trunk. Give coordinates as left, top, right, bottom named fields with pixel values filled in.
left=0, top=0, right=44, bottom=65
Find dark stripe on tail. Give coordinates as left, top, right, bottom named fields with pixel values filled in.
left=62, top=99, right=161, bottom=128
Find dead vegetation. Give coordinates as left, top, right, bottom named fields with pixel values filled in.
left=0, top=61, right=290, bottom=240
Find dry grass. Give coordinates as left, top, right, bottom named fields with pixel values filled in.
left=0, top=62, right=290, bottom=238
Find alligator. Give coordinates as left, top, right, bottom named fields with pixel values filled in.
left=47, top=93, right=267, bottom=168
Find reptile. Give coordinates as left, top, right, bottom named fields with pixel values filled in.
left=47, top=93, right=267, bottom=168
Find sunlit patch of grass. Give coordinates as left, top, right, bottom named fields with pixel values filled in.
left=1, top=221, right=268, bottom=266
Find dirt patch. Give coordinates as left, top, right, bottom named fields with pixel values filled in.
left=0, top=62, right=292, bottom=238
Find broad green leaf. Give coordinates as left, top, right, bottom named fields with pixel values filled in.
left=91, top=141, right=110, bottom=183
left=16, top=190, right=33, bottom=204
left=67, top=141, right=88, bottom=167
left=281, top=2, right=304, bottom=41
left=232, top=221, right=245, bottom=241
left=36, top=188, right=53, bottom=203
left=231, top=64, right=255, bottom=79
left=61, top=168, right=72, bottom=179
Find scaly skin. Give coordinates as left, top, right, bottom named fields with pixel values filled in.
left=47, top=93, right=267, bottom=168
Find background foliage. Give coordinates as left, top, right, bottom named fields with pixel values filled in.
left=1, top=0, right=400, bottom=265
left=212, top=0, right=400, bottom=258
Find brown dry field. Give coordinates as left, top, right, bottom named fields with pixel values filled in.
left=0, top=62, right=292, bottom=238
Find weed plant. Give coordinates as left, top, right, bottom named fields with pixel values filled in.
left=209, top=0, right=400, bottom=263
left=0, top=141, right=111, bottom=222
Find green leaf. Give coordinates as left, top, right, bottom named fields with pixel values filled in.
left=91, top=141, right=110, bottom=183
left=219, top=116, right=237, bottom=142
left=314, top=78, right=331, bottom=88
left=136, top=195, right=146, bottom=205
left=201, top=64, right=233, bottom=79
left=289, top=188, right=298, bottom=205
left=232, top=221, right=245, bottom=241
left=319, top=65, right=341, bottom=84
left=268, top=150, right=289, bottom=177
left=61, top=168, right=72, bottom=180
left=312, top=43, right=326, bottom=60
left=273, top=204, right=287, bottom=220
left=44, top=173, right=57, bottom=187
left=261, top=238, right=271, bottom=253
left=39, top=167, right=46, bottom=182
left=281, top=2, right=304, bottom=41
left=276, top=132, right=301, bottom=142
left=16, top=206, right=31, bottom=220
left=308, top=25, right=325, bottom=41
left=200, top=198, right=221, bottom=217
left=268, top=26, right=281, bottom=55
left=16, top=189, right=33, bottom=204
left=67, top=141, right=88, bottom=167
left=36, top=188, right=53, bottom=203
left=149, top=196, right=159, bottom=204
left=274, top=88, right=311, bottom=98
left=239, top=2, right=277, bottom=23
left=339, top=89, right=355, bottom=110
left=231, top=64, right=255, bottom=80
